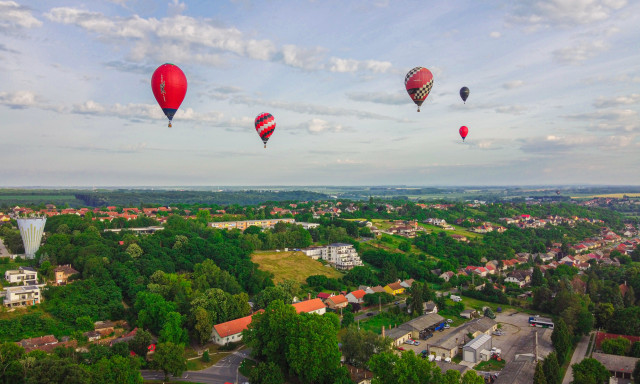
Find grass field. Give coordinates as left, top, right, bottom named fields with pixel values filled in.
left=571, top=193, right=640, bottom=199
left=418, top=223, right=483, bottom=240
left=251, top=251, right=343, bottom=284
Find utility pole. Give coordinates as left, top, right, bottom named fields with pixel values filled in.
left=379, top=296, right=382, bottom=312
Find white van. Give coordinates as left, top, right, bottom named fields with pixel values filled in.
left=450, top=295, right=462, bottom=302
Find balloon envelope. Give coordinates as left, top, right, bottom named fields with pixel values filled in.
left=151, top=63, right=187, bottom=126
left=405, top=67, right=434, bottom=111
left=460, top=87, right=469, bottom=103
left=459, top=126, right=469, bottom=141
left=255, top=112, right=276, bottom=148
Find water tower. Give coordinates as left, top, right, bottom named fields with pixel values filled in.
left=17, top=216, right=47, bottom=259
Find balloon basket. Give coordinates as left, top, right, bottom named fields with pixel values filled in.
left=168, top=122, right=172, bottom=128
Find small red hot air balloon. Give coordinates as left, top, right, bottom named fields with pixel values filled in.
left=255, top=112, right=275, bottom=148
left=151, top=63, right=187, bottom=127
left=459, top=126, right=469, bottom=142
left=405, top=67, right=434, bottom=112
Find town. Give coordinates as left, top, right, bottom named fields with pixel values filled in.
left=1, top=194, right=640, bottom=384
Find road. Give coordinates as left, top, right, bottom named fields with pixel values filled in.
left=142, top=349, right=251, bottom=384
left=0, top=237, right=10, bottom=257
left=562, top=332, right=592, bottom=384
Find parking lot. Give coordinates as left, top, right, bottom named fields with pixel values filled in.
left=492, top=310, right=553, bottom=362
left=396, top=311, right=553, bottom=365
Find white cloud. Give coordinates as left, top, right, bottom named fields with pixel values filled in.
left=45, top=7, right=393, bottom=74
left=489, top=31, right=501, bottom=38
left=0, top=1, right=42, bottom=29
left=168, top=0, right=186, bottom=16
left=502, top=80, right=524, bottom=89
left=552, top=40, right=608, bottom=63
left=565, top=109, right=639, bottom=132
left=509, top=0, right=628, bottom=28
left=346, top=91, right=407, bottom=105
left=0, top=90, right=41, bottom=109
left=304, top=118, right=346, bottom=134
left=495, top=105, right=527, bottom=114
left=328, top=58, right=393, bottom=73
left=594, top=94, right=640, bottom=108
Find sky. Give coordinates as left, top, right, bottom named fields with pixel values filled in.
left=1, top=0, right=639, bottom=187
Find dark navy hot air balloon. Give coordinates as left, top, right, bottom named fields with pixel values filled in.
left=460, top=87, right=469, bottom=103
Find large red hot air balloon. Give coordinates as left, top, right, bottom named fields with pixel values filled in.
left=151, top=63, right=187, bottom=128
left=255, top=112, right=275, bottom=148
left=405, top=67, right=434, bottom=112
left=459, top=126, right=469, bottom=142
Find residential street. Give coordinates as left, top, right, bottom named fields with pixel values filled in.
left=0, top=237, right=10, bottom=257
left=562, top=332, right=592, bottom=384
left=142, top=349, right=250, bottom=384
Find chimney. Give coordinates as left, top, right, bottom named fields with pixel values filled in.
left=308, top=293, right=311, bottom=300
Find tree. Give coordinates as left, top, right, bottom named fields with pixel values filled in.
left=134, top=292, right=177, bottom=335
left=534, top=361, right=548, bottom=384
left=340, top=326, right=392, bottom=368
left=341, top=309, right=354, bottom=328
left=571, top=358, right=610, bottom=384
left=634, top=359, right=640, bottom=384
left=153, top=342, right=186, bottom=382
left=125, top=243, right=143, bottom=259
left=368, top=351, right=440, bottom=384
left=254, top=285, right=293, bottom=310
left=532, top=266, right=544, bottom=287
left=26, top=357, right=89, bottom=384
left=409, top=282, right=424, bottom=316
left=249, top=361, right=285, bottom=384
left=630, top=342, right=640, bottom=358
left=601, top=337, right=630, bottom=356
left=159, top=312, right=188, bottom=345
left=128, top=329, right=152, bottom=357
left=625, top=285, right=636, bottom=308
left=551, top=319, right=572, bottom=364
left=192, top=306, right=213, bottom=345
left=90, top=355, right=142, bottom=384
left=0, top=342, right=24, bottom=384
left=461, top=370, right=485, bottom=384
left=543, top=352, right=561, bottom=384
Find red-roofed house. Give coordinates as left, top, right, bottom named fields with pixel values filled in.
left=317, top=292, right=332, bottom=300
left=211, top=314, right=255, bottom=345
left=325, top=294, right=349, bottom=310
left=292, top=298, right=327, bottom=315
left=346, top=290, right=366, bottom=304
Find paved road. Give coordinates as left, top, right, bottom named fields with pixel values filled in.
left=562, top=332, right=592, bottom=384
left=0, top=237, right=11, bottom=257
left=142, top=349, right=251, bottom=384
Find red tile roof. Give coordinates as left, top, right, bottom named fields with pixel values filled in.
left=387, top=282, right=403, bottom=290
left=317, top=292, right=331, bottom=299
left=349, top=290, right=366, bottom=299
left=327, top=294, right=348, bottom=305
left=292, top=298, right=326, bottom=313
left=213, top=314, right=254, bottom=338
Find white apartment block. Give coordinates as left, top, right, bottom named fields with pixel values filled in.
left=4, top=266, right=38, bottom=285
left=301, top=243, right=363, bottom=270
left=2, top=285, right=43, bottom=308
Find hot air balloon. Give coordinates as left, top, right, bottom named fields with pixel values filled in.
left=151, top=63, right=187, bottom=128
left=459, top=126, right=469, bottom=142
left=405, top=67, right=434, bottom=112
left=255, top=112, right=275, bottom=148
left=460, top=87, right=469, bottom=103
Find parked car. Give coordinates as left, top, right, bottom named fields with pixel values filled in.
left=366, top=312, right=374, bottom=317
left=398, top=347, right=405, bottom=351
left=444, top=324, right=450, bottom=329
left=414, top=341, right=420, bottom=346
left=424, top=333, right=433, bottom=339
left=446, top=318, right=453, bottom=323
left=394, top=301, right=400, bottom=305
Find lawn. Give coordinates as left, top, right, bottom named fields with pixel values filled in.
left=474, top=358, right=506, bottom=371
left=359, top=312, right=409, bottom=335
left=417, top=223, right=483, bottom=240
left=251, top=251, right=343, bottom=284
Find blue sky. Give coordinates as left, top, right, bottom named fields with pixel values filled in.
left=1, top=0, right=639, bottom=186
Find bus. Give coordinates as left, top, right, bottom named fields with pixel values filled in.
left=529, top=316, right=554, bottom=329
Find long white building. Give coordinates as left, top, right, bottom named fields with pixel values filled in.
left=301, top=243, right=363, bottom=270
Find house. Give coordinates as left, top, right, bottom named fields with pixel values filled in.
left=211, top=314, right=254, bottom=346
left=292, top=298, right=327, bottom=315
left=424, top=301, right=438, bottom=314
left=4, top=266, right=38, bottom=285
left=439, top=271, right=454, bottom=282
left=83, top=331, right=102, bottom=342
left=346, top=290, right=366, bottom=304
left=592, top=352, right=639, bottom=381
left=400, top=279, right=415, bottom=289
left=505, top=270, right=531, bottom=287
left=53, top=264, right=79, bottom=286
left=2, top=285, right=42, bottom=308
left=366, top=286, right=386, bottom=295
left=16, top=335, right=77, bottom=353
left=384, top=282, right=405, bottom=296
left=460, top=309, right=477, bottom=319
left=325, top=295, right=349, bottom=310
left=317, top=292, right=332, bottom=300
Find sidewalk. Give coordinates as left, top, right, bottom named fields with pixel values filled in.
left=562, top=332, right=592, bottom=384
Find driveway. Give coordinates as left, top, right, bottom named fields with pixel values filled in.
left=562, top=332, right=591, bottom=384
left=142, top=349, right=251, bottom=384
left=0, top=237, right=10, bottom=257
